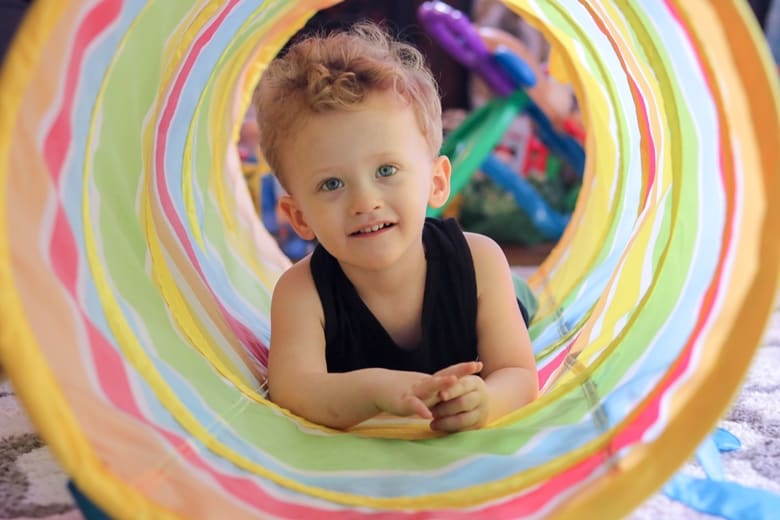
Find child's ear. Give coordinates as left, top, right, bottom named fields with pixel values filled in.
left=428, top=155, right=452, bottom=209
left=278, top=195, right=316, bottom=240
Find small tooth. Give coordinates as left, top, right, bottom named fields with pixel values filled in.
left=357, top=223, right=388, bottom=234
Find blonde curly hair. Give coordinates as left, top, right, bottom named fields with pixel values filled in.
left=253, top=22, right=442, bottom=189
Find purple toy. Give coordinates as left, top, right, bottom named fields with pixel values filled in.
left=418, top=1, right=516, bottom=96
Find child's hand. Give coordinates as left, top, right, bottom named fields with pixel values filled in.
left=375, top=361, right=484, bottom=419
left=429, top=374, right=490, bottom=432
left=417, top=361, right=484, bottom=411
left=398, top=374, right=458, bottom=419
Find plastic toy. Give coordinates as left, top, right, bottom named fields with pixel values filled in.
left=419, top=1, right=582, bottom=240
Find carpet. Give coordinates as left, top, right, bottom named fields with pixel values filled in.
left=1, top=301, right=778, bottom=519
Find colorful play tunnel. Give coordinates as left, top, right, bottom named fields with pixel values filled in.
left=1, top=1, right=778, bottom=518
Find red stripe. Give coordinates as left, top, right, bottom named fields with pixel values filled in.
left=44, top=0, right=122, bottom=294
left=586, top=3, right=658, bottom=206
left=151, top=0, right=268, bottom=365
left=39, top=0, right=731, bottom=515
left=609, top=0, right=734, bottom=451
left=43, top=0, right=122, bottom=180
left=39, top=0, right=141, bottom=489
left=537, top=339, right=573, bottom=388
left=633, top=77, right=656, bottom=207
left=50, top=206, right=80, bottom=296
left=35, top=0, right=586, bottom=516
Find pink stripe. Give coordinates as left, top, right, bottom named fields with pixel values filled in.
left=598, top=12, right=657, bottom=206
left=148, top=424, right=606, bottom=520
left=472, top=452, right=606, bottom=518
left=609, top=0, right=732, bottom=452
left=40, top=0, right=130, bottom=426
left=85, top=318, right=143, bottom=421
left=537, top=343, right=571, bottom=388
left=511, top=3, right=726, bottom=504
left=43, top=0, right=122, bottom=180
left=43, top=0, right=122, bottom=295
left=151, top=0, right=268, bottom=365
left=633, top=78, right=656, bottom=206
left=39, top=1, right=729, bottom=516
left=50, top=206, right=80, bottom=297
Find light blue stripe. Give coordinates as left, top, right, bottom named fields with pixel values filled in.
left=157, top=1, right=275, bottom=344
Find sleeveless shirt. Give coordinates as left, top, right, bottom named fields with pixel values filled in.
left=310, top=218, right=478, bottom=374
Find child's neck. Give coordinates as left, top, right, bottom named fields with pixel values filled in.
left=339, top=241, right=426, bottom=298
left=339, top=241, right=428, bottom=349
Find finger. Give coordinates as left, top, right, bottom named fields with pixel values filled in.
left=431, top=390, right=481, bottom=418
left=433, top=361, right=483, bottom=379
left=439, top=375, right=482, bottom=402
left=402, top=394, right=433, bottom=419
left=412, top=374, right=457, bottom=400
left=430, top=410, right=480, bottom=433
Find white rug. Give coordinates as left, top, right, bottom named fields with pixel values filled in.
left=629, top=301, right=780, bottom=519
left=1, top=302, right=778, bottom=519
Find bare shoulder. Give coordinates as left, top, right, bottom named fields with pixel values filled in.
left=271, top=255, right=321, bottom=319
left=274, top=255, right=312, bottom=291
left=463, top=232, right=512, bottom=279
left=463, top=231, right=516, bottom=301
left=269, top=254, right=326, bottom=372
left=463, top=231, right=507, bottom=259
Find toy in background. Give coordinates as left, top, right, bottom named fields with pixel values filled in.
left=238, top=108, right=315, bottom=261
left=238, top=107, right=263, bottom=210
left=422, top=1, right=585, bottom=246
left=260, top=175, right=315, bottom=261
left=471, top=0, right=549, bottom=61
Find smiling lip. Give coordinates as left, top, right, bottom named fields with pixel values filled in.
left=350, top=222, right=396, bottom=237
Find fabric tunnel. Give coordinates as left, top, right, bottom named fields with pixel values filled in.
left=1, top=0, right=779, bottom=518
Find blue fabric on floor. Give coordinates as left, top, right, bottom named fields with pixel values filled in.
left=663, top=428, right=780, bottom=519
left=68, top=481, right=111, bottom=520
left=663, top=473, right=780, bottom=520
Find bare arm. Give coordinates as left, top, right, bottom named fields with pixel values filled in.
left=430, top=233, right=538, bottom=431
left=268, top=259, right=480, bottom=429
left=473, top=233, right=538, bottom=420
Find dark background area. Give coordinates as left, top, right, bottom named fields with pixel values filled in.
left=0, top=0, right=32, bottom=62
left=2, top=0, right=774, bottom=99
left=294, top=0, right=474, bottom=111
left=0, top=0, right=475, bottom=109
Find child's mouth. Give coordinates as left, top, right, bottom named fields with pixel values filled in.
left=351, top=222, right=395, bottom=236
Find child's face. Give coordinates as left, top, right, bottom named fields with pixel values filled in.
left=277, top=90, right=451, bottom=271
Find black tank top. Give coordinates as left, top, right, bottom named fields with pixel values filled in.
left=310, top=218, right=478, bottom=373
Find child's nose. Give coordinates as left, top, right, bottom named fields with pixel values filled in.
left=349, top=185, right=382, bottom=215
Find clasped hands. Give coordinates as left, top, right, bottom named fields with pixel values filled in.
left=379, top=361, right=489, bottom=432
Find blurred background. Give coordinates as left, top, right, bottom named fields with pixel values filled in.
left=236, top=0, right=780, bottom=266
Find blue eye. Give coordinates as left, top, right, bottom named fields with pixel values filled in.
left=377, top=164, right=397, bottom=178
left=320, top=178, right=343, bottom=192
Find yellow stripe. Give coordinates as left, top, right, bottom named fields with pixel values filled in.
left=203, top=10, right=280, bottom=286
left=168, top=0, right=217, bottom=250
left=143, top=190, right=262, bottom=391
left=143, top=5, right=292, bottom=398
left=0, top=1, right=180, bottom=517
left=553, top=0, right=780, bottom=516
left=83, top=0, right=642, bottom=506
left=516, top=1, right=628, bottom=318
left=4, top=0, right=778, bottom=515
